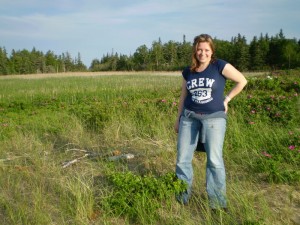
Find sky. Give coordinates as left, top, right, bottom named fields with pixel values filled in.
left=1, top=0, right=299, bottom=67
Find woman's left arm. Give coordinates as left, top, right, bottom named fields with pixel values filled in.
left=222, top=63, right=248, bottom=112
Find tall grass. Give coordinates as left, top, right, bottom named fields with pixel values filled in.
left=0, top=72, right=299, bottom=224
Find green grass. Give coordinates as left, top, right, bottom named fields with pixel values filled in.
left=0, top=72, right=299, bottom=225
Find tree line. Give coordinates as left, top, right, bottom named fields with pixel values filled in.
left=0, top=49, right=87, bottom=75
left=0, top=29, right=299, bottom=75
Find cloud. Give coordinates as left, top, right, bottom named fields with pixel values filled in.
left=0, top=0, right=299, bottom=66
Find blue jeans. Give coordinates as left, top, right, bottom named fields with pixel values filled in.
left=175, top=111, right=227, bottom=208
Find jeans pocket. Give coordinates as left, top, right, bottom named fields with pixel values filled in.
left=183, top=109, right=192, bottom=118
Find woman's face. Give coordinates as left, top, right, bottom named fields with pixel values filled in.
left=195, top=42, right=213, bottom=64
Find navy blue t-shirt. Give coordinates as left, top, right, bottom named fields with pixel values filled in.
left=182, top=59, right=228, bottom=114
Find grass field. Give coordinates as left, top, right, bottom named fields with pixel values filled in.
left=0, top=71, right=299, bottom=225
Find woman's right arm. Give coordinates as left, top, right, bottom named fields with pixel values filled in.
left=174, top=79, right=188, bottom=133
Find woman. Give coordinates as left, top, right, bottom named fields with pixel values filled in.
left=174, top=34, right=247, bottom=210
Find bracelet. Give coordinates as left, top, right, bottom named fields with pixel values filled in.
left=225, top=95, right=231, bottom=101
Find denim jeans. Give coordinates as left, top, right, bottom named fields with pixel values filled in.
left=175, top=111, right=227, bottom=208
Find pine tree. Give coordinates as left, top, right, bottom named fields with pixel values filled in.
left=45, top=50, right=58, bottom=73
left=75, top=52, right=87, bottom=71
left=267, top=30, right=286, bottom=69
left=214, top=39, right=234, bottom=63
left=283, top=39, right=299, bottom=69
left=0, top=47, right=9, bottom=75
left=177, top=35, right=192, bottom=68
left=32, top=48, right=46, bottom=73
left=163, top=41, right=178, bottom=70
left=151, top=38, right=164, bottom=70
left=63, top=52, right=74, bottom=72
left=232, top=34, right=250, bottom=71
left=249, top=36, right=265, bottom=70
left=133, top=45, right=149, bottom=70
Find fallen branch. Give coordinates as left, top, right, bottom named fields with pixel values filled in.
left=62, top=150, right=134, bottom=168
left=108, top=153, right=134, bottom=161
left=62, top=153, right=90, bottom=168
left=66, top=148, right=89, bottom=153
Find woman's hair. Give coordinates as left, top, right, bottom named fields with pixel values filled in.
left=190, top=34, right=216, bottom=72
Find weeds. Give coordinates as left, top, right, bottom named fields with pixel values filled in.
left=0, top=72, right=299, bottom=224
left=101, top=171, right=187, bottom=222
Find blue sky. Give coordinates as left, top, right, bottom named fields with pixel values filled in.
left=1, top=0, right=299, bottom=67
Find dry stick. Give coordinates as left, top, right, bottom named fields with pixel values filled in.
left=62, top=153, right=90, bottom=168
left=61, top=149, right=134, bottom=168
left=62, top=151, right=105, bottom=168
left=66, top=148, right=89, bottom=153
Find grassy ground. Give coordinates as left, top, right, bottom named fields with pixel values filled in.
left=0, top=71, right=267, bottom=80
left=0, top=71, right=299, bottom=224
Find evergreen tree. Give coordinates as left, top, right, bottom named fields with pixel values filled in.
left=10, top=49, right=33, bottom=74
left=45, top=50, right=58, bottom=73
left=89, top=59, right=101, bottom=71
left=151, top=38, right=164, bottom=70
left=177, top=35, right=192, bottom=68
left=214, top=39, right=234, bottom=63
left=31, top=48, right=46, bottom=73
left=133, top=45, right=149, bottom=70
left=63, top=52, right=74, bottom=72
left=163, top=41, right=178, bottom=70
left=232, top=34, right=250, bottom=71
left=117, top=54, right=131, bottom=71
left=0, top=47, right=9, bottom=75
left=111, top=52, right=118, bottom=71
left=283, top=39, right=299, bottom=69
left=249, top=36, right=265, bottom=70
left=8, top=49, right=17, bottom=74
left=267, top=30, right=286, bottom=69
left=257, top=33, right=270, bottom=70
left=3, top=29, right=300, bottom=75
left=74, top=52, right=87, bottom=71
